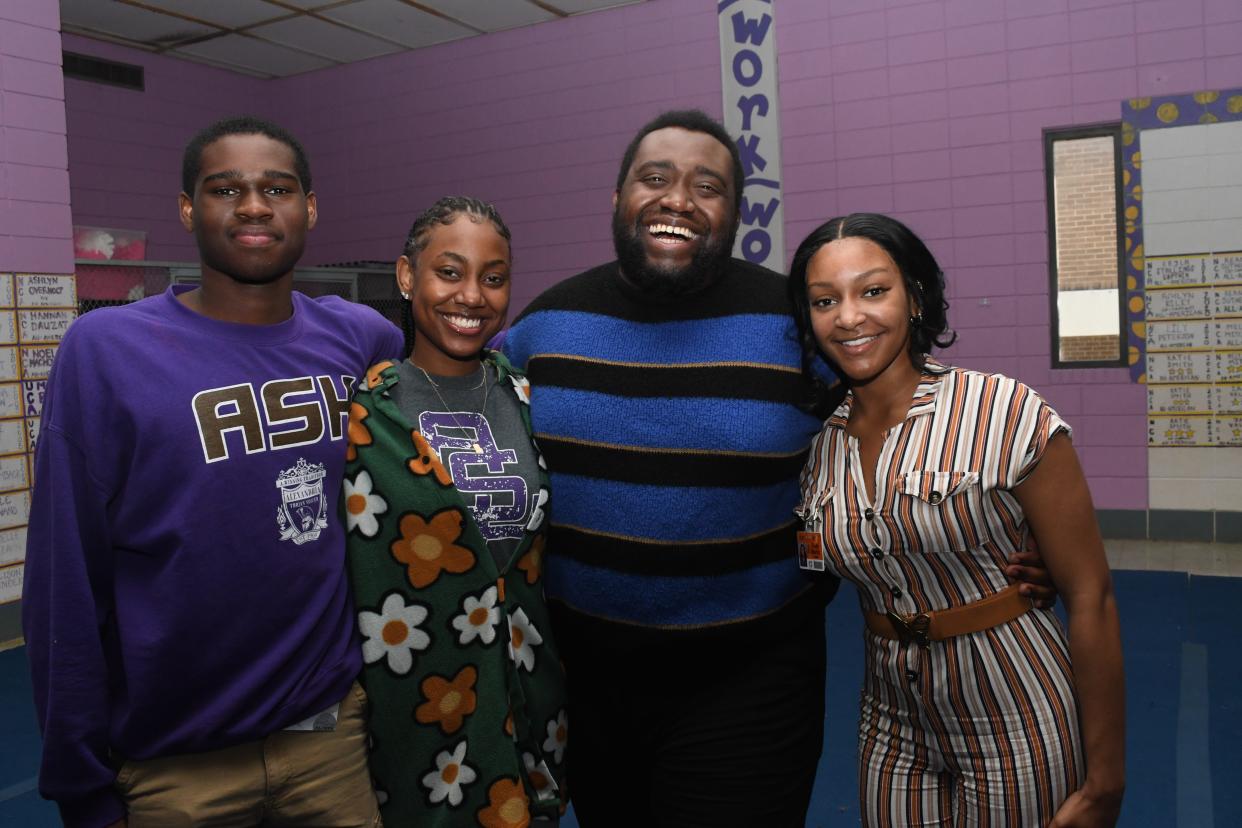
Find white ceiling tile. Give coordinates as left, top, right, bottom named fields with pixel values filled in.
left=248, top=15, right=403, bottom=62
left=546, top=0, right=646, bottom=13
left=319, top=0, right=476, bottom=48
left=173, top=33, right=336, bottom=76
left=132, top=0, right=291, bottom=30
left=60, top=0, right=219, bottom=46
left=420, top=0, right=555, bottom=32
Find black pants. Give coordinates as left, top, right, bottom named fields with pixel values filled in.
left=556, top=612, right=827, bottom=828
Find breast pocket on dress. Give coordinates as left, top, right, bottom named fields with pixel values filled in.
left=896, top=470, right=987, bottom=551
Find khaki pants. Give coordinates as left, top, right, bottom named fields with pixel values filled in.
left=115, top=681, right=381, bottom=828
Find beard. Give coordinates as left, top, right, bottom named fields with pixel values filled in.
left=612, top=210, right=735, bottom=298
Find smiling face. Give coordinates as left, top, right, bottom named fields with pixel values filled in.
left=397, top=215, right=511, bottom=376
left=179, top=133, right=316, bottom=287
left=806, top=236, right=922, bottom=391
left=611, top=127, right=738, bottom=296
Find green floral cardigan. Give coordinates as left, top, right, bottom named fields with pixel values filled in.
left=343, top=353, right=566, bottom=827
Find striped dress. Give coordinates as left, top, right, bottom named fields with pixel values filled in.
left=799, top=363, right=1084, bottom=827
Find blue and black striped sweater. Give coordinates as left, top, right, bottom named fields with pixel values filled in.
left=505, top=258, right=840, bottom=637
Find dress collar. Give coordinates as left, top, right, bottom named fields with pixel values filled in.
left=824, top=360, right=950, bottom=429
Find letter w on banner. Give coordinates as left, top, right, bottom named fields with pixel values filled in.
left=718, top=0, right=785, bottom=272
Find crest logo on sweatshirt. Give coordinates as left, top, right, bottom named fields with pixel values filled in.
left=276, top=458, right=328, bottom=544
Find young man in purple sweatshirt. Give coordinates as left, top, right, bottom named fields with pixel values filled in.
left=22, top=116, right=404, bottom=828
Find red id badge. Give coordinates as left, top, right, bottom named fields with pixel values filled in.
left=796, top=531, right=825, bottom=572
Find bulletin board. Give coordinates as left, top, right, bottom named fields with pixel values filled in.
left=1122, top=91, right=1242, bottom=447
left=0, top=273, right=76, bottom=605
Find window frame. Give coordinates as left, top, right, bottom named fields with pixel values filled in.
left=1043, top=123, right=1127, bottom=370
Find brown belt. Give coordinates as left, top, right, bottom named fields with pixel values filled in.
left=864, top=584, right=1032, bottom=647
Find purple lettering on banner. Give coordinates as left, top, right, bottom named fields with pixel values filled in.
left=732, top=50, right=762, bottom=86
left=720, top=0, right=784, bottom=270
left=736, top=134, right=768, bottom=176
left=419, top=411, right=529, bottom=541
left=742, top=229, right=772, bottom=263
left=730, top=10, right=772, bottom=45
left=737, top=94, right=769, bottom=131
left=740, top=196, right=780, bottom=227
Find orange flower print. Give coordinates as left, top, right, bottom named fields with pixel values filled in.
left=477, top=777, right=530, bottom=828
left=415, top=665, right=478, bottom=734
left=408, top=430, right=453, bottom=486
left=391, top=509, right=475, bottom=588
left=346, top=402, right=372, bottom=461
left=516, top=536, right=545, bottom=585
left=366, top=360, right=395, bottom=389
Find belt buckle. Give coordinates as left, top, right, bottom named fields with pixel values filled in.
left=886, top=610, right=931, bottom=647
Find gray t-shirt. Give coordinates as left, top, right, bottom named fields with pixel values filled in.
left=389, top=359, right=542, bottom=569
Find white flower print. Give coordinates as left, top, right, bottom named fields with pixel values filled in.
left=509, top=373, right=531, bottom=404
left=358, top=592, right=430, bottom=674
left=522, top=752, right=560, bottom=802
left=422, top=740, right=477, bottom=807
left=542, top=709, right=568, bottom=764
left=343, top=470, right=387, bottom=537
left=450, top=585, right=502, bottom=646
left=525, top=487, right=549, bottom=532
left=507, top=606, right=543, bottom=672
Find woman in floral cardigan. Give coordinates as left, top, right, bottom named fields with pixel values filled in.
left=344, top=197, right=566, bottom=827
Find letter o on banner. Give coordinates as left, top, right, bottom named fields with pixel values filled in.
left=732, top=49, right=762, bottom=87
left=742, top=228, right=772, bottom=263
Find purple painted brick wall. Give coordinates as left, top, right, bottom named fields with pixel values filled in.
left=56, top=0, right=1242, bottom=509
left=0, top=0, right=72, bottom=273
left=61, top=34, right=274, bottom=263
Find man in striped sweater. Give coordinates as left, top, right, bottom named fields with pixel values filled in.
left=504, top=110, right=835, bottom=827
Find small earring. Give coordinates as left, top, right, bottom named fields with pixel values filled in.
left=909, top=313, right=923, bottom=327
left=401, top=291, right=410, bottom=300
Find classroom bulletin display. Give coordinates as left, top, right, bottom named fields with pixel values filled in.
left=0, top=273, right=76, bottom=605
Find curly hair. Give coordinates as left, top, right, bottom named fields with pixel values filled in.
left=182, top=115, right=311, bottom=196
left=398, top=196, right=512, bottom=357
left=615, top=109, right=744, bottom=213
left=787, top=213, right=957, bottom=416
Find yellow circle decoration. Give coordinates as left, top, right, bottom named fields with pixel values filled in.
left=1193, top=91, right=1219, bottom=105
left=1128, top=346, right=1140, bottom=365
left=1137, top=372, right=1146, bottom=384
left=1131, top=151, right=1141, bottom=169
left=1132, top=184, right=1142, bottom=200
left=1121, top=122, right=1136, bottom=146
left=1130, top=244, right=1144, bottom=270
left=1128, top=295, right=1144, bottom=313
left=1123, top=168, right=1131, bottom=185
left=1125, top=205, right=1138, bottom=220
left=1200, top=113, right=1218, bottom=124
left=1156, top=102, right=1179, bottom=122
left=1228, top=96, right=1242, bottom=114
left=1129, top=97, right=1151, bottom=110
left=1132, top=322, right=1146, bottom=339
left=1125, top=236, right=1133, bottom=252
left=1127, top=274, right=1137, bottom=290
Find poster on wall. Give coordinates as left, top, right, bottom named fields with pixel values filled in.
left=0, top=272, right=76, bottom=604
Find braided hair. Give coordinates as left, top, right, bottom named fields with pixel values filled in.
left=398, top=196, right=512, bottom=357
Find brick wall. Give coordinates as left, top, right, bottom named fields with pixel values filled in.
left=1061, top=333, right=1120, bottom=362
left=1052, top=135, right=1118, bottom=291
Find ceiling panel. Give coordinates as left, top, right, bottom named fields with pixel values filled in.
left=60, top=0, right=652, bottom=78
left=174, top=33, right=336, bottom=77
left=131, top=0, right=291, bottom=29
left=319, top=0, right=477, bottom=49
left=248, top=15, right=403, bottom=62
left=60, top=0, right=217, bottom=46
left=420, top=0, right=556, bottom=32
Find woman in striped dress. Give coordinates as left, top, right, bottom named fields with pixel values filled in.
left=787, top=213, right=1124, bottom=827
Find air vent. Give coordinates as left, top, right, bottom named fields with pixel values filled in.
left=62, top=52, right=144, bottom=90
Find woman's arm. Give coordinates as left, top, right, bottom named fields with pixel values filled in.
left=1013, top=433, right=1125, bottom=827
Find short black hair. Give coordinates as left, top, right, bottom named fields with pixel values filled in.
left=787, top=213, right=957, bottom=416
left=615, top=109, right=745, bottom=213
left=181, top=115, right=312, bottom=197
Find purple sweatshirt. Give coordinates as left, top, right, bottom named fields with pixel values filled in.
left=22, top=287, right=403, bottom=828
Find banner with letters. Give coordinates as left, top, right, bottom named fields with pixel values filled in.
left=718, top=0, right=785, bottom=272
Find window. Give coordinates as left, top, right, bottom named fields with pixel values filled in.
left=1044, top=124, right=1125, bottom=367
